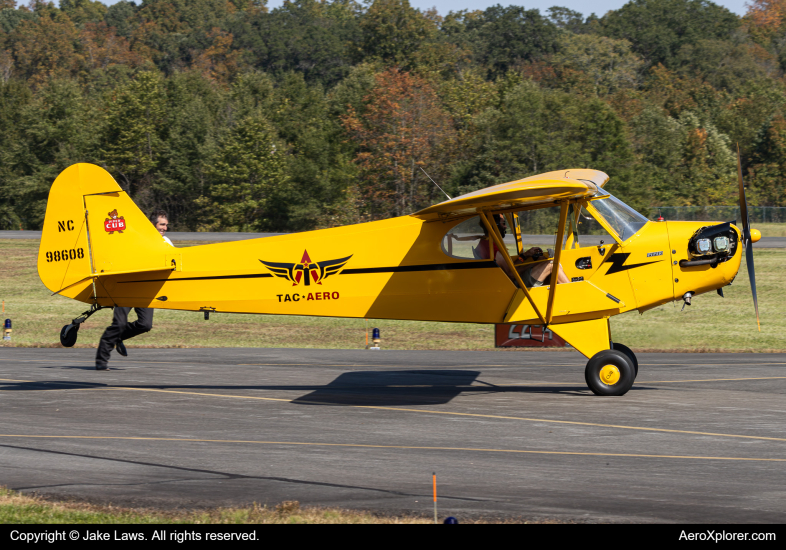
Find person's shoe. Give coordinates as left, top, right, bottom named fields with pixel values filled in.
left=95, top=363, right=109, bottom=371
left=115, top=340, right=128, bottom=357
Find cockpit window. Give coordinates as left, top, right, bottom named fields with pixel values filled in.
left=441, top=216, right=517, bottom=259
left=590, top=193, right=648, bottom=241
left=442, top=216, right=487, bottom=259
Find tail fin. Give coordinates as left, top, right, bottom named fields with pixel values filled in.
left=38, top=164, right=172, bottom=299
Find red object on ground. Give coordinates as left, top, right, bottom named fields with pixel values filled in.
left=495, top=324, right=567, bottom=348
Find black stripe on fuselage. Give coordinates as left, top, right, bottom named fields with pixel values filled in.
left=117, top=261, right=498, bottom=284
left=342, top=261, right=497, bottom=274
left=118, top=273, right=274, bottom=283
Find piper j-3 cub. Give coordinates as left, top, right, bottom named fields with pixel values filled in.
left=38, top=161, right=761, bottom=396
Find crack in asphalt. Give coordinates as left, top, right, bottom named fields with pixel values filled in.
left=1, top=443, right=491, bottom=503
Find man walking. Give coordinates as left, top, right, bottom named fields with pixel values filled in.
left=95, top=210, right=173, bottom=371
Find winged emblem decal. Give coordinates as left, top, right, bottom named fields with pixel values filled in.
left=260, top=250, right=352, bottom=286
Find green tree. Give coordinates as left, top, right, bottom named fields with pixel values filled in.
left=104, top=0, right=138, bottom=38
left=0, top=78, right=32, bottom=228
left=60, top=0, right=107, bottom=25
left=359, top=0, right=437, bottom=67
left=198, top=112, right=288, bottom=231
left=643, top=64, right=724, bottom=119
left=0, top=4, right=34, bottom=34
left=465, top=5, right=560, bottom=77
left=674, top=39, right=775, bottom=93
left=130, top=0, right=243, bottom=75
left=1, top=78, right=98, bottom=228
left=452, top=80, right=639, bottom=205
left=552, top=33, right=644, bottom=97
left=263, top=72, right=356, bottom=230
left=601, top=0, right=740, bottom=67
left=547, top=6, right=595, bottom=34
left=715, top=79, right=786, bottom=161
left=746, top=112, right=786, bottom=206
left=100, top=71, right=168, bottom=202
left=150, top=70, right=225, bottom=229
left=229, top=0, right=361, bottom=86
left=630, top=107, right=736, bottom=205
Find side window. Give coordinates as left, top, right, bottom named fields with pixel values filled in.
left=517, top=206, right=561, bottom=253
left=441, top=216, right=487, bottom=259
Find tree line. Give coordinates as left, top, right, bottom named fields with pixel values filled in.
left=1, top=0, right=785, bottom=231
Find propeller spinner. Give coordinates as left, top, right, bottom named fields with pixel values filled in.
left=737, top=144, right=761, bottom=331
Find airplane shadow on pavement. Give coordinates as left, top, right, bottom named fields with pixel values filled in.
left=0, top=369, right=652, bottom=405
left=288, top=370, right=616, bottom=405
left=292, top=370, right=481, bottom=406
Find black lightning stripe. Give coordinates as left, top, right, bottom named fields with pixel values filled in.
left=604, top=253, right=661, bottom=275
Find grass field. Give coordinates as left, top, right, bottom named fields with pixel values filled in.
left=0, top=487, right=437, bottom=524
left=1, top=239, right=782, bottom=352
left=754, top=223, right=786, bottom=237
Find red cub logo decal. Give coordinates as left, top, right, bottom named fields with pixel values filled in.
left=260, top=250, right=352, bottom=286
left=104, top=209, right=126, bottom=234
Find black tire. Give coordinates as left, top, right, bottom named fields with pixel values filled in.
left=59, top=324, right=78, bottom=347
left=612, top=343, right=638, bottom=379
left=585, top=349, right=635, bottom=396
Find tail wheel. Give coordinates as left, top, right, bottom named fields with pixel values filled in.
left=612, top=343, right=638, bottom=379
left=60, top=324, right=79, bottom=347
left=585, top=349, right=635, bottom=396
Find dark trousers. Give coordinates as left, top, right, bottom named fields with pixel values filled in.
left=95, top=307, right=153, bottom=366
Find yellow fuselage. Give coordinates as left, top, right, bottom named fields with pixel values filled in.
left=37, top=164, right=743, bottom=360
left=60, top=215, right=741, bottom=326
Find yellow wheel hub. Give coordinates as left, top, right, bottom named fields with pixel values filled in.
left=599, top=365, right=621, bottom=385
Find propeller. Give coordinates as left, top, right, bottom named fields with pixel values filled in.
left=737, top=144, right=760, bottom=331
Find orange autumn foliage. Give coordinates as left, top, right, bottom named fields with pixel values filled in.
left=193, top=27, right=242, bottom=86
left=747, top=0, right=786, bottom=33
left=80, top=22, right=146, bottom=72
left=341, top=69, right=456, bottom=219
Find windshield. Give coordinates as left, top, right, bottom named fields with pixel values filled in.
left=590, top=194, right=648, bottom=241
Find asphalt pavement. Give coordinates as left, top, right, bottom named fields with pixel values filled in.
left=1, top=347, right=785, bottom=522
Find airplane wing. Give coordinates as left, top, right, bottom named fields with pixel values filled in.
left=317, top=255, right=352, bottom=283
left=412, top=169, right=609, bottom=219
left=259, top=260, right=297, bottom=283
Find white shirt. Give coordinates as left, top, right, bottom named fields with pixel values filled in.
left=163, top=235, right=173, bottom=246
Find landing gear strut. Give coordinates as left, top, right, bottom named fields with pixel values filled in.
left=584, top=345, right=638, bottom=396
left=59, top=303, right=109, bottom=347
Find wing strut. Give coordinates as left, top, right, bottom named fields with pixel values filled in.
left=479, top=210, right=546, bottom=325
left=546, top=202, right=569, bottom=324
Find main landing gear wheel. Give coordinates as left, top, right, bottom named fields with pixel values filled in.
left=612, top=343, right=638, bottom=379
left=59, top=323, right=79, bottom=347
left=585, top=349, right=635, bottom=396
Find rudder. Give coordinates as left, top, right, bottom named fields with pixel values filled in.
left=38, top=164, right=172, bottom=297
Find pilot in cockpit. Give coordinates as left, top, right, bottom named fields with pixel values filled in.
left=452, top=214, right=569, bottom=287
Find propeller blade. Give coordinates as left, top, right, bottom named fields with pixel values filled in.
left=745, top=243, right=761, bottom=332
left=737, top=144, right=760, bottom=331
left=737, top=144, right=750, bottom=242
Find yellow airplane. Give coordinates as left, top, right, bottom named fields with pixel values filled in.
left=37, top=161, right=761, bottom=396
